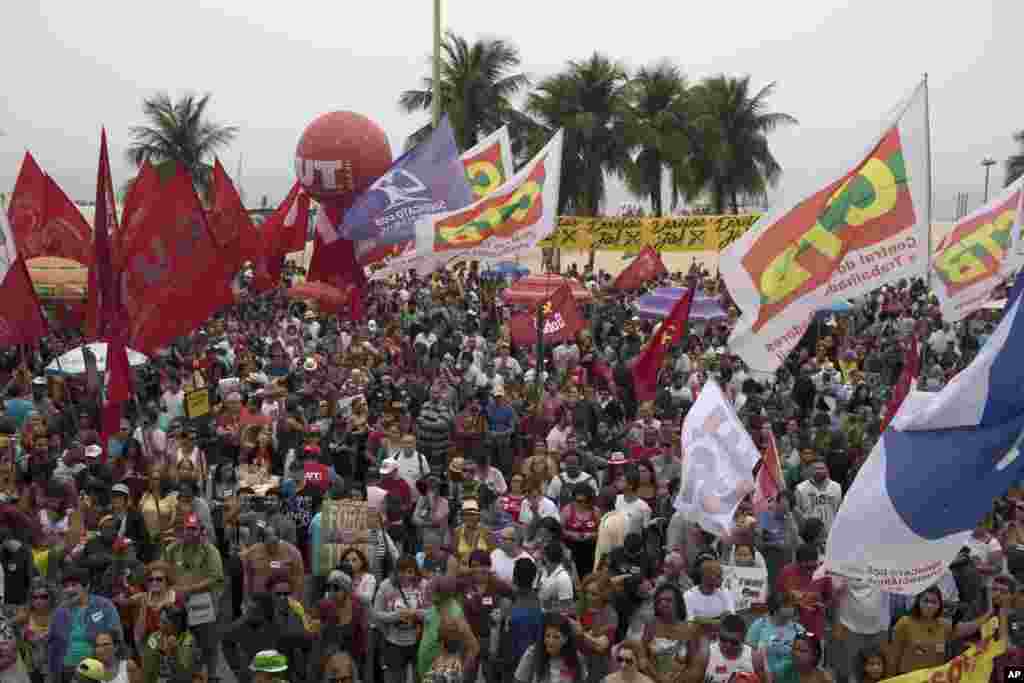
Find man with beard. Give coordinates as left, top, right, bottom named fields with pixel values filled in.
left=47, top=567, right=123, bottom=683
left=162, top=513, right=224, bottom=683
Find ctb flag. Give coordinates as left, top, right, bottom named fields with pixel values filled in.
left=721, top=80, right=930, bottom=371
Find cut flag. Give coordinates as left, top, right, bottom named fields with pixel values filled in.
left=632, top=286, right=694, bottom=402
left=880, top=335, right=920, bottom=431
left=0, top=210, right=48, bottom=346
left=720, top=80, right=931, bottom=371
left=674, top=380, right=759, bottom=536
left=613, top=245, right=668, bottom=290
left=341, top=116, right=474, bottom=247
left=822, top=271, right=1024, bottom=594
left=370, top=129, right=565, bottom=279
left=8, top=152, right=93, bottom=266
left=932, top=176, right=1024, bottom=322
left=752, top=428, right=784, bottom=515
left=86, top=128, right=120, bottom=339
left=507, top=284, right=585, bottom=347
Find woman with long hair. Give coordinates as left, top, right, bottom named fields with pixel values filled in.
left=141, top=604, right=197, bottom=683
left=138, top=466, right=177, bottom=543
left=515, top=612, right=587, bottom=683
left=641, top=584, right=700, bottom=683
left=373, top=555, right=427, bottom=683
left=125, top=561, right=177, bottom=653
left=746, top=592, right=804, bottom=683
left=92, top=630, right=139, bottom=683
left=600, top=640, right=656, bottom=683
left=561, top=485, right=600, bottom=579
left=416, top=576, right=479, bottom=680
left=571, top=575, right=616, bottom=683
left=422, top=616, right=469, bottom=683
left=16, top=578, right=54, bottom=683
left=889, top=585, right=990, bottom=674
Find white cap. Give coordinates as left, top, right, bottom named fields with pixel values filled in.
left=84, top=445, right=103, bottom=459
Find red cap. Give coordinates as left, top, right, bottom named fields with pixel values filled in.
left=304, top=444, right=321, bottom=455
left=184, top=513, right=200, bottom=528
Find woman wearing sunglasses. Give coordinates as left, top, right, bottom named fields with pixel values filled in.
left=599, top=640, right=654, bottom=683
left=16, top=578, right=53, bottom=683
left=514, top=612, right=586, bottom=683
left=125, top=562, right=177, bottom=654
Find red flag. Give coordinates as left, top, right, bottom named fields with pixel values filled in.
left=119, top=160, right=161, bottom=253
left=99, top=333, right=133, bottom=461
left=7, top=153, right=48, bottom=256
left=8, top=153, right=93, bottom=266
left=208, top=159, right=254, bottom=299
left=0, top=212, right=48, bottom=346
left=87, top=129, right=120, bottom=339
left=308, top=204, right=366, bottom=292
left=42, top=175, right=94, bottom=266
left=613, top=245, right=668, bottom=290
left=251, top=182, right=302, bottom=292
left=278, top=191, right=310, bottom=255
left=507, top=284, right=585, bottom=347
left=881, top=336, right=920, bottom=431
left=631, top=288, right=695, bottom=401
left=120, top=164, right=234, bottom=352
left=752, top=429, right=784, bottom=514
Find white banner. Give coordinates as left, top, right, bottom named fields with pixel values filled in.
left=722, top=564, right=769, bottom=611
left=674, top=380, right=759, bottom=537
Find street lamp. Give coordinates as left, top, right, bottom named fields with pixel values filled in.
left=982, top=156, right=997, bottom=203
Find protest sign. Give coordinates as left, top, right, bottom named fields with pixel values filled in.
left=722, top=564, right=768, bottom=611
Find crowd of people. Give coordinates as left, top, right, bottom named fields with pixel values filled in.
left=0, top=257, right=1019, bottom=683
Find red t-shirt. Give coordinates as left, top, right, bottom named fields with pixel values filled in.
left=378, top=476, right=412, bottom=519
left=303, top=461, right=331, bottom=494
left=776, top=564, right=832, bottom=636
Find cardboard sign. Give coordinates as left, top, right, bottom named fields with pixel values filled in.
left=722, top=564, right=768, bottom=611
left=185, top=388, right=211, bottom=419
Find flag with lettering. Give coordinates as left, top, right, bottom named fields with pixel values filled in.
left=8, top=153, right=93, bottom=266
left=613, top=245, right=668, bottom=290
left=632, top=286, right=694, bottom=402
left=720, top=81, right=930, bottom=371
left=674, top=380, right=759, bottom=536
left=932, top=176, right=1024, bottom=322
left=507, top=284, right=585, bottom=347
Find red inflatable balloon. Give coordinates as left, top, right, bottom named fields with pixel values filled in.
left=294, top=111, right=392, bottom=204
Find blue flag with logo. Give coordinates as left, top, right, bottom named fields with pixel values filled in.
left=823, top=271, right=1024, bottom=594
left=341, top=117, right=474, bottom=246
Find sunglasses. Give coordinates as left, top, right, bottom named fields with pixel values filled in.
left=617, top=655, right=636, bottom=666
left=274, top=592, right=291, bottom=598
left=147, top=576, right=166, bottom=584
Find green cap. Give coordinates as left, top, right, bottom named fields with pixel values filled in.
left=250, top=650, right=288, bottom=673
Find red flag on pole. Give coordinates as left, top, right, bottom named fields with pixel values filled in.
left=100, top=332, right=133, bottom=462
left=507, top=284, right=586, bottom=347
left=613, top=245, right=668, bottom=290
left=881, top=336, right=920, bottom=431
left=631, top=288, right=695, bottom=402
left=752, top=428, right=784, bottom=514
left=119, top=160, right=161, bottom=253
left=251, top=182, right=303, bottom=293
left=0, top=212, right=47, bottom=346
left=87, top=129, right=119, bottom=339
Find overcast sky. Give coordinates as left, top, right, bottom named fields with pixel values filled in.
left=1, top=0, right=1018, bottom=220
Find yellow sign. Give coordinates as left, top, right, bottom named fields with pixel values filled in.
left=539, top=214, right=761, bottom=252
left=882, top=617, right=1005, bottom=683
left=185, top=388, right=211, bottom=419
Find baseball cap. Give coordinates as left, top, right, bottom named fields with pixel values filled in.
left=183, top=513, right=200, bottom=529
left=249, top=650, right=288, bottom=673
left=84, top=445, right=102, bottom=460
left=111, top=483, right=130, bottom=497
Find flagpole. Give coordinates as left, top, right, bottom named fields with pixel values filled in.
left=432, top=0, right=442, bottom=129
left=923, top=73, right=933, bottom=292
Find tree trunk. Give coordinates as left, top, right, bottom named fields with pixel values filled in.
left=652, top=166, right=663, bottom=217
left=714, top=181, right=726, bottom=214
left=731, top=189, right=740, bottom=214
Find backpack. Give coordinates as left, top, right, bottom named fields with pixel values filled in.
left=497, top=598, right=544, bottom=673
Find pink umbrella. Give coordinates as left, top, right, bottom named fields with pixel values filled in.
left=501, top=274, right=594, bottom=306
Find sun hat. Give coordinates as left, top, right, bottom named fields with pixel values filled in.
left=249, top=650, right=288, bottom=673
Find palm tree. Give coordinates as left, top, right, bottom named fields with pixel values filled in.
left=527, top=52, right=634, bottom=230
left=685, top=75, right=797, bottom=213
left=399, top=32, right=530, bottom=152
left=622, top=62, right=690, bottom=216
left=1007, top=130, right=1024, bottom=187
left=125, top=92, right=238, bottom=199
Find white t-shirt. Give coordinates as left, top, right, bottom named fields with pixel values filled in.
left=615, top=495, right=652, bottom=537
left=546, top=473, right=598, bottom=503
left=536, top=564, right=574, bottom=605
left=394, top=450, right=431, bottom=499
left=703, top=642, right=755, bottom=683
left=490, top=548, right=534, bottom=585
left=519, top=497, right=560, bottom=526
left=683, top=586, right=736, bottom=622
left=837, top=577, right=890, bottom=635
left=162, top=389, right=185, bottom=422
left=794, top=479, right=843, bottom=534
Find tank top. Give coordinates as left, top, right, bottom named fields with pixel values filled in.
left=564, top=505, right=598, bottom=536
left=704, top=642, right=755, bottom=683
left=109, top=660, right=129, bottom=683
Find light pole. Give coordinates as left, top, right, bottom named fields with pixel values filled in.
left=982, top=156, right=997, bottom=203
left=432, top=0, right=442, bottom=129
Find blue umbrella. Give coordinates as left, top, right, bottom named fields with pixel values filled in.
left=634, top=287, right=729, bottom=322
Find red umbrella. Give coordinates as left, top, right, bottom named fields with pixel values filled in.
left=501, top=274, right=594, bottom=306
left=286, top=281, right=352, bottom=314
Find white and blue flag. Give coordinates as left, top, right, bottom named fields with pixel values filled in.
left=340, top=116, right=474, bottom=247
left=823, top=272, right=1024, bottom=594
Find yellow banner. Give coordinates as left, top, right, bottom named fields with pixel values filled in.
left=882, top=617, right=1005, bottom=683
left=539, top=214, right=761, bottom=252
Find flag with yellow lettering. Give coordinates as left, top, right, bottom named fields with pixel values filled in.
left=720, top=81, right=930, bottom=371
left=932, top=177, right=1023, bottom=322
